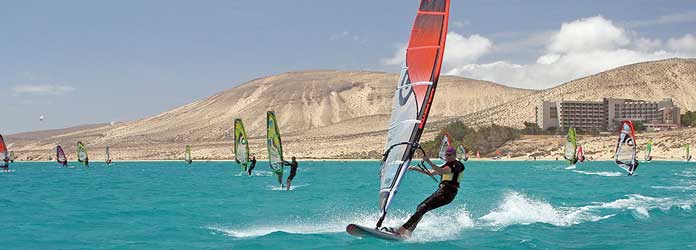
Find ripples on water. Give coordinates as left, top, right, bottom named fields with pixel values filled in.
left=1, top=161, right=695, bottom=249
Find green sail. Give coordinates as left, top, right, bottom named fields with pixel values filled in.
left=645, top=139, right=653, bottom=161
left=185, top=145, right=192, bottom=163
left=563, top=128, right=577, bottom=165
left=267, top=111, right=284, bottom=185
left=234, top=119, right=250, bottom=172
left=77, top=141, right=88, bottom=166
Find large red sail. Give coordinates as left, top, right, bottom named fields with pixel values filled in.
left=377, top=0, right=450, bottom=228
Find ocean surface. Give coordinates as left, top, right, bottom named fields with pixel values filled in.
left=1, top=160, right=695, bottom=250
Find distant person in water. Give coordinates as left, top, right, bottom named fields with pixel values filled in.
left=284, top=157, right=298, bottom=191
left=1, top=156, right=8, bottom=171
left=385, top=147, right=464, bottom=237
left=247, top=156, right=257, bottom=175
left=85, top=157, right=89, bottom=167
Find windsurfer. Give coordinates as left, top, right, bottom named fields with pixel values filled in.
left=386, top=147, right=464, bottom=237
left=1, top=157, right=8, bottom=171
left=247, top=155, right=257, bottom=175
left=284, top=156, right=298, bottom=190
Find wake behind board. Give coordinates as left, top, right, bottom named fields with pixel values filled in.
left=346, top=224, right=406, bottom=241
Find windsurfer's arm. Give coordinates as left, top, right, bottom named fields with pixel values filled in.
left=422, top=157, right=452, bottom=175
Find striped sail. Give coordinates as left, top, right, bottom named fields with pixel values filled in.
left=56, top=146, right=67, bottom=165
left=614, top=121, right=638, bottom=175
left=377, top=0, right=450, bottom=228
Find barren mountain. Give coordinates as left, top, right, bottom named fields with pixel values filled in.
left=7, top=58, right=696, bottom=161
left=7, top=70, right=534, bottom=160
left=461, top=58, right=696, bottom=127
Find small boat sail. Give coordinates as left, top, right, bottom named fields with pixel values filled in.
left=9, top=151, right=16, bottom=163
left=564, top=128, right=578, bottom=166
left=614, top=120, right=638, bottom=175
left=346, top=0, right=451, bottom=237
left=476, top=150, right=480, bottom=158
left=644, top=139, right=653, bottom=162
left=685, top=144, right=692, bottom=162
left=576, top=145, right=585, bottom=163
left=234, top=119, right=250, bottom=174
left=0, top=134, right=9, bottom=171
left=105, top=146, right=112, bottom=165
left=267, top=111, right=285, bottom=186
left=56, top=145, right=68, bottom=167
left=184, top=145, right=192, bottom=164
left=456, top=145, right=468, bottom=162
left=438, top=133, right=452, bottom=161
left=77, top=141, right=89, bottom=167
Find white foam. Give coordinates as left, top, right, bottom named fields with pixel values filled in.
left=565, top=165, right=576, bottom=170
left=235, top=170, right=273, bottom=177
left=480, top=191, right=608, bottom=227
left=208, top=206, right=475, bottom=242
left=572, top=170, right=624, bottom=177
left=266, top=183, right=311, bottom=191
left=479, top=192, right=696, bottom=228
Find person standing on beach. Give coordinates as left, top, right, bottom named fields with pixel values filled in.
left=284, top=156, right=298, bottom=190
left=247, top=155, right=257, bottom=175
left=385, top=147, right=464, bottom=237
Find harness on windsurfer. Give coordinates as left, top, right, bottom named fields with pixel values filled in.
left=384, top=147, right=464, bottom=237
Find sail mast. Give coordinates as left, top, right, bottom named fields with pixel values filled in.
left=376, top=0, right=450, bottom=228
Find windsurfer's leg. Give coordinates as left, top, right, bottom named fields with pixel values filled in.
left=400, top=188, right=456, bottom=233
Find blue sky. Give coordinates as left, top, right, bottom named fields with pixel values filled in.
left=2, top=0, right=695, bottom=134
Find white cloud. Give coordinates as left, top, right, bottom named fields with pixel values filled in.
left=12, top=84, right=75, bottom=96
left=443, top=33, right=492, bottom=69
left=667, top=34, right=696, bottom=53
left=548, top=16, right=630, bottom=53
left=383, top=32, right=492, bottom=68
left=383, top=15, right=696, bottom=89
left=443, top=16, right=696, bottom=89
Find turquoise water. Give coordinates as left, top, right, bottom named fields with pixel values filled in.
left=2, top=160, right=695, bottom=249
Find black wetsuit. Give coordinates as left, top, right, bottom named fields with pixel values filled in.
left=287, top=160, right=298, bottom=180
left=402, top=160, right=464, bottom=232
left=247, top=158, right=257, bottom=175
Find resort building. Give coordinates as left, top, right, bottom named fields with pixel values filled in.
left=537, top=98, right=681, bottom=131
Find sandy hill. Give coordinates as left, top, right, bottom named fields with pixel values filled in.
left=7, top=58, right=696, bottom=160
left=7, top=70, right=534, bottom=160
left=460, top=58, right=696, bottom=127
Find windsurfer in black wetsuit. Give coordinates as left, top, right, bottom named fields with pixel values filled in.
left=284, top=156, right=298, bottom=191
left=385, top=147, right=464, bottom=237
left=1, top=154, right=9, bottom=171
left=247, top=155, right=257, bottom=175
